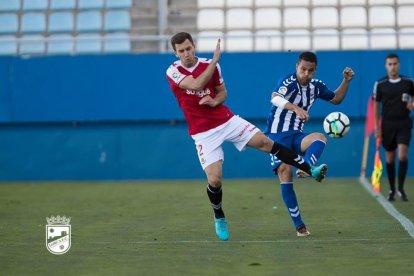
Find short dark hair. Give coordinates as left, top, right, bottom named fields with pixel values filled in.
left=386, top=53, right=399, bottom=61
left=298, top=51, right=317, bottom=66
left=170, top=32, right=194, bottom=51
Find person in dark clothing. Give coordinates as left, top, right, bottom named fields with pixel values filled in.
left=373, top=53, right=414, bottom=201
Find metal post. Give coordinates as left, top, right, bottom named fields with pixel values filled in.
left=158, top=0, right=168, bottom=53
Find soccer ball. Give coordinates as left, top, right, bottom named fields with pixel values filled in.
left=323, top=112, right=350, bottom=138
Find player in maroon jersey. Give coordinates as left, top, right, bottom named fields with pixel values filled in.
left=166, top=32, right=327, bottom=241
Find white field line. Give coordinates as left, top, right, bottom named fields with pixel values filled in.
left=359, top=176, right=414, bottom=239
left=1, top=237, right=412, bottom=247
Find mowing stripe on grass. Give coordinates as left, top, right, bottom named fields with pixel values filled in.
left=359, top=176, right=414, bottom=239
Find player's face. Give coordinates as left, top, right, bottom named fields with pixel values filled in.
left=296, top=60, right=316, bottom=86
left=174, top=39, right=197, bottom=68
left=385, top=57, right=400, bottom=79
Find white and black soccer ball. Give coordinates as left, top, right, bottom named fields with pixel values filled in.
left=323, top=112, right=350, bottom=138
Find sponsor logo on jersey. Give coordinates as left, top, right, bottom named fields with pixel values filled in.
left=278, top=86, right=288, bottom=96
left=186, top=88, right=212, bottom=97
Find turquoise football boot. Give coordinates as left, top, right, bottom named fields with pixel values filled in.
left=214, top=217, right=229, bottom=241
left=311, top=164, right=328, bottom=182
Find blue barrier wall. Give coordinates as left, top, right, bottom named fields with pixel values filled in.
left=0, top=119, right=411, bottom=180
left=0, top=50, right=413, bottom=180
left=1, top=50, right=414, bottom=122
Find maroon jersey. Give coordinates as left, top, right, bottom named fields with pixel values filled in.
left=166, top=58, right=234, bottom=135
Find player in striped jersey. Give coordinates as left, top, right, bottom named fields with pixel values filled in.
left=264, top=51, right=355, bottom=236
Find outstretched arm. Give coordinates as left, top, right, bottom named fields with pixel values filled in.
left=330, top=67, right=355, bottom=105
left=199, top=83, right=227, bottom=107
left=179, top=39, right=221, bottom=91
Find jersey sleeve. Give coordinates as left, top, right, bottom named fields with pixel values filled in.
left=272, top=77, right=290, bottom=98
left=213, top=62, right=224, bottom=87
left=317, top=82, right=335, bottom=101
left=373, top=81, right=381, bottom=102
left=166, top=65, right=187, bottom=86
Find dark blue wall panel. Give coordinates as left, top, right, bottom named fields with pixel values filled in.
left=0, top=50, right=413, bottom=123
left=0, top=120, right=412, bottom=180
left=0, top=57, right=12, bottom=121
left=4, top=54, right=180, bottom=122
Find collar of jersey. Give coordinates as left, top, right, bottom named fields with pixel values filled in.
left=180, top=57, right=200, bottom=72
left=388, top=78, right=401, bottom=83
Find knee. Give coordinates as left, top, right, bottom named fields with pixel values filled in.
left=263, top=138, right=274, bottom=151
left=399, top=155, right=408, bottom=162
left=247, top=132, right=273, bottom=152
left=398, top=146, right=409, bottom=161
left=208, top=175, right=222, bottom=188
left=277, top=164, right=292, bottom=181
left=316, top=133, right=328, bottom=143
left=386, top=152, right=395, bottom=163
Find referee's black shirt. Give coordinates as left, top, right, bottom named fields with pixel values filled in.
left=373, top=76, right=414, bottom=121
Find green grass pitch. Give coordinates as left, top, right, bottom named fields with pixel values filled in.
left=1, top=178, right=413, bottom=275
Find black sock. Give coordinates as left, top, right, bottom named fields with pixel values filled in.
left=386, top=162, right=396, bottom=193
left=270, top=142, right=311, bottom=175
left=398, top=160, right=408, bottom=191
left=207, top=184, right=225, bottom=219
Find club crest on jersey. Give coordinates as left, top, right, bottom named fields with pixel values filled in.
left=278, top=86, right=288, bottom=96
left=46, top=215, right=71, bottom=255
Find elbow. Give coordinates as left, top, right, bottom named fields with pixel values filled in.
left=181, top=76, right=205, bottom=91
left=330, top=95, right=345, bottom=105
left=330, top=99, right=341, bottom=105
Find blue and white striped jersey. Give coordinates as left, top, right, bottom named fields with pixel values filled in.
left=264, top=73, right=335, bottom=134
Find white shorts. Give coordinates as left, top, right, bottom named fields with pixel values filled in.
left=191, top=115, right=260, bottom=170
